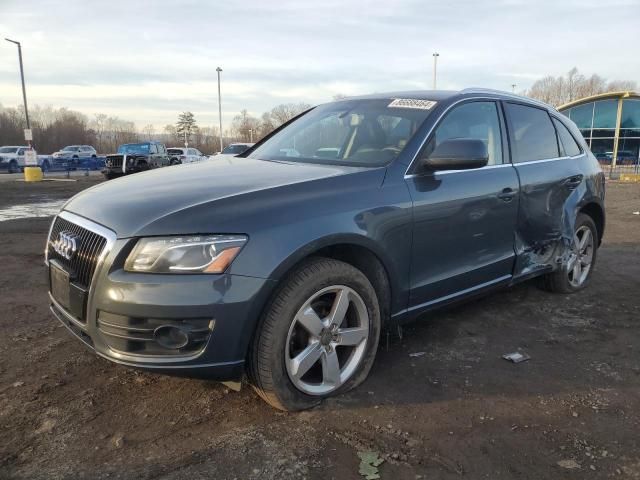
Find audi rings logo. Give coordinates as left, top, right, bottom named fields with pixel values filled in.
left=52, top=231, right=81, bottom=260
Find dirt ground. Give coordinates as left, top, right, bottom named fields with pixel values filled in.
left=1, top=176, right=639, bottom=480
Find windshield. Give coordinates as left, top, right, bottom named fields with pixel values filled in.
left=222, top=144, right=249, bottom=154
left=62, top=146, right=79, bottom=151
left=0, top=147, right=18, bottom=153
left=247, top=99, right=434, bottom=167
left=118, top=143, right=150, bottom=154
left=167, top=148, right=184, bottom=155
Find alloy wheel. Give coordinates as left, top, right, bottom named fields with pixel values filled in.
left=567, top=225, right=594, bottom=288
left=285, top=285, right=369, bottom=395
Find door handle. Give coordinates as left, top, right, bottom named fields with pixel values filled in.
left=563, top=175, right=583, bottom=190
left=497, top=187, right=516, bottom=202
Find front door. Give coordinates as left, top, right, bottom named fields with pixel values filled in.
left=405, top=100, right=519, bottom=310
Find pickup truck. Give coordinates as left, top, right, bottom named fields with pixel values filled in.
left=103, top=141, right=170, bottom=179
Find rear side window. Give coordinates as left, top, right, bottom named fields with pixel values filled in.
left=505, top=103, right=559, bottom=162
left=552, top=118, right=582, bottom=157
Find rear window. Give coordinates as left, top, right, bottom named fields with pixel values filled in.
left=505, top=103, right=559, bottom=163
left=167, top=149, right=183, bottom=155
left=553, top=118, right=582, bottom=157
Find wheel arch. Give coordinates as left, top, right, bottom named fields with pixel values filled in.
left=266, top=235, right=396, bottom=326
left=579, top=202, right=605, bottom=245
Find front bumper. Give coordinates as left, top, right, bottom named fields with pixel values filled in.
left=49, top=231, right=275, bottom=381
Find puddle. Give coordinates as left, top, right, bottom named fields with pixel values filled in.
left=0, top=200, right=66, bottom=222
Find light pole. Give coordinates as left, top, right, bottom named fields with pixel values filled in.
left=249, top=129, right=253, bottom=143
left=5, top=38, right=31, bottom=140
left=432, top=52, right=439, bottom=90
left=216, top=66, right=223, bottom=152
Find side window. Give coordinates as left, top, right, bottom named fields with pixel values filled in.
left=505, top=103, right=560, bottom=162
left=158, top=145, right=166, bottom=155
left=149, top=144, right=158, bottom=154
left=422, top=101, right=503, bottom=166
left=188, top=148, right=197, bottom=156
left=552, top=118, right=582, bottom=157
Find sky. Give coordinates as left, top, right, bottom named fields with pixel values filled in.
left=0, top=0, right=638, bottom=131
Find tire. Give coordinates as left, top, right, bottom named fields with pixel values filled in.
left=541, top=213, right=598, bottom=293
left=249, top=257, right=381, bottom=411
left=170, top=158, right=181, bottom=166
left=8, top=160, right=18, bottom=174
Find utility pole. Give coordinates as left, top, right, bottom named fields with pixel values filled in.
left=432, top=52, right=439, bottom=90
left=216, top=67, right=223, bottom=152
left=249, top=129, right=253, bottom=143
left=5, top=38, right=31, bottom=143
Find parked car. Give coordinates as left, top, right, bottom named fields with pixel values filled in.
left=103, top=141, right=170, bottom=179
left=0, top=146, right=28, bottom=173
left=46, top=89, right=605, bottom=411
left=210, top=142, right=254, bottom=160
left=167, top=147, right=208, bottom=165
left=52, top=145, right=97, bottom=169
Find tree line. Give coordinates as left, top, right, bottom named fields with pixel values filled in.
left=0, top=68, right=636, bottom=153
left=0, top=102, right=311, bottom=155
left=524, top=67, right=637, bottom=107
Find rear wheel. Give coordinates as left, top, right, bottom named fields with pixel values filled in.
left=249, top=257, right=381, bottom=411
left=541, top=213, right=598, bottom=293
left=8, top=160, right=18, bottom=174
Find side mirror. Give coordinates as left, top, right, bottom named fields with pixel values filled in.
left=423, top=138, right=488, bottom=171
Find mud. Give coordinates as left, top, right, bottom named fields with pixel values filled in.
left=0, top=177, right=639, bottom=479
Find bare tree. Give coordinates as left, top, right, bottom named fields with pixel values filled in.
left=231, top=110, right=261, bottom=142
left=142, top=124, right=155, bottom=140
left=526, top=68, right=638, bottom=107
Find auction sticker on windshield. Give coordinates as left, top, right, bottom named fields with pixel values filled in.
left=388, top=98, right=437, bottom=110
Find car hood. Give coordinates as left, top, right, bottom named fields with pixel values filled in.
left=63, top=157, right=372, bottom=237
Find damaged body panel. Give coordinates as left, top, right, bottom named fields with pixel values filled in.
left=506, top=102, right=606, bottom=281
left=395, top=90, right=605, bottom=321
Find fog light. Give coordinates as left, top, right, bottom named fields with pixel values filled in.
left=153, top=325, right=190, bottom=349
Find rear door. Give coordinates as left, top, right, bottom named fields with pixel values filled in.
left=406, top=99, right=520, bottom=309
left=503, top=102, right=586, bottom=278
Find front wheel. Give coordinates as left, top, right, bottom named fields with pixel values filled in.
left=249, top=257, right=381, bottom=411
left=541, top=213, right=598, bottom=293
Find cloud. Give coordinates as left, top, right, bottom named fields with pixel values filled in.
left=0, top=0, right=637, bottom=129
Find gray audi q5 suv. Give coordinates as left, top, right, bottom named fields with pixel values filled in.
left=46, top=89, right=605, bottom=410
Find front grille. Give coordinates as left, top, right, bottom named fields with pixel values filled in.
left=106, top=156, right=123, bottom=169
left=47, top=216, right=108, bottom=289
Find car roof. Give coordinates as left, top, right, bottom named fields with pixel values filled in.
left=340, top=88, right=554, bottom=110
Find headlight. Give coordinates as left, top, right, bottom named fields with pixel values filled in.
left=124, top=235, right=247, bottom=274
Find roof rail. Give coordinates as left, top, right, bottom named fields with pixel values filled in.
left=460, top=87, right=554, bottom=110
